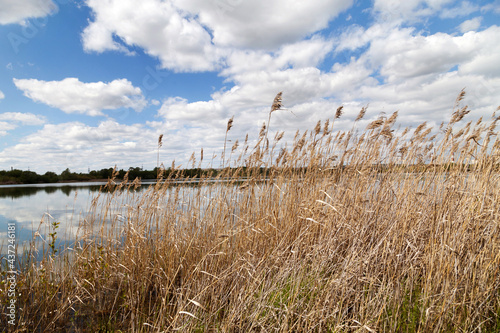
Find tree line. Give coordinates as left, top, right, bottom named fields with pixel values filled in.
left=0, top=167, right=222, bottom=185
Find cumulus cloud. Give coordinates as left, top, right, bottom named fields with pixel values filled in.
left=159, top=97, right=224, bottom=122
left=174, top=0, right=352, bottom=49
left=335, top=25, right=500, bottom=84
left=13, top=77, right=147, bottom=116
left=0, top=119, right=225, bottom=173
left=455, top=26, right=500, bottom=77
left=0, top=112, right=46, bottom=136
left=0, top=121, right=152, bottom=172
left=440, top=1, right=479, bottom=19
left=458, top=16, right=482, bottom=33
left=82, top=0, right=222, bottom=72
left=155, top=35, right=354, bottom=131
left=222, top=36, right=334, bottom=77
left=0, top=112, right=46, bottom=125
left=153, top=22, right=500, bottom=156
left=372, top=0, right=454, bottom=24
left=367, top=30, right=475, bottom=81
left=0, top=0, right=57, bottom=25
left=3, top=1, right=500, bottom=173
left=481, top=1, right=500, bottom=14
left=82, top=0, right=352, bottom=72
left=0, top=121, right=17, bottom=136
left=371, top=0, right=482, bottom=25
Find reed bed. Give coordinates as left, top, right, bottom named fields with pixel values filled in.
left=1, top=92, right=500, bottom=332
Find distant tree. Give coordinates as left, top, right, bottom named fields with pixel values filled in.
left=118, top=169, right=126, bottom=179
left=9, top=169, right=23, bottom=179
left=43, top=171, right=59, bottom=183
left=99, top=168, right=114, bottom=179
left=20, top=171, right=40, bottom=184
left=60, top=168, right=73, bottom=181
left=128, top=167, right=142, bottom=180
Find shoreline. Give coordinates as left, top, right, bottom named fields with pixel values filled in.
left=0, top=178, right=110, bottom=186
left=0, top=177, right=252, bottom=187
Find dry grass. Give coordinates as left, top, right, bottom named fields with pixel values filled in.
left=1, top=92, right=500, bottom=332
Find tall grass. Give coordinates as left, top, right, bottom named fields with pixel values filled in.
left=1, top=92, right=500, bottom=332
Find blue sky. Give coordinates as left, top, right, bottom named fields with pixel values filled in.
left=0, top=0, right=499, bottom=173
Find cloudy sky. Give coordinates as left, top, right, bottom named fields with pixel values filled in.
left=0, top=0, right=499, bottom=173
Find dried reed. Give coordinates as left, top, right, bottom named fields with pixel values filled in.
left=2, top=91, right=500, bottom=333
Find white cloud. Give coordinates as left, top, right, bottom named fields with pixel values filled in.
left=440, top=1, right=479, bottom=19
left=222, top=36, right=334, bottom=77
left=151, top=22, right=500, bottom=162
left=369, top=31, right=473, bottom=81
left=0, top=0, right=57, bottom=25
left=159, top=97, right=224, bottom=122
left=372, top=0, right=454, bottom=24
left=154, top=58, right=375, bottom=150
left=336, top=23, right=393, bottom=52
left=458, top=16, right=482, bottom=33
left=0, top=112, right=46, bottom=136
left=82, top=0, right=352, bottom=72
left=3, top=2, right=500, bottom=174
left=174, top=0, right=353, bottom=49
left=13, top=77, right=147, bottom=116
left=0, top=119, right=224, bottom=173
left=0, top=112, right=46, bottom=125
left=371, top=0, right=481, bottom=25
left=456, top=27, right=500, bottom=77
left=481, top=1, right=500, bottom=14
left=0, top=121, right=17, bottom=136
left=340, top=25, right=500, bottom=85
left=357, top=73, right=500, bottom=123
left=82, top=0, right=222, bottom=72
left=0, top=121, right=153, bottom=172
left=0, top=89, right=4, bottom=99
left=154, top=35, right=358, bottom=134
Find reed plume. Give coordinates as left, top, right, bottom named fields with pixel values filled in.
left=356, top=105, right=367, bottom=121
left=335, top=106, right=344, bottom=119
left=157, top=133, right=163, bottom=171
left=265, top=92, right=283, bottom=149
left=222, top=116, right=234, bottom=167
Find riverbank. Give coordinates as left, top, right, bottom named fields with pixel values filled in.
left=0, top=178, right=110, bottom=186
left=0, top=166, right=226, bottom=186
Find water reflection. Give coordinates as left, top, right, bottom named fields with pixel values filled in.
left=0, top=180, right=241, bottom=264
left=0, top=181, right=153, bottom=199
left=0, top=182, right=155, bottom=262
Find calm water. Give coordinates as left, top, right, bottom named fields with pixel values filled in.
left=0, top=179, right=242, bottom=263
left=0, top=181, right=159, bottom=262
